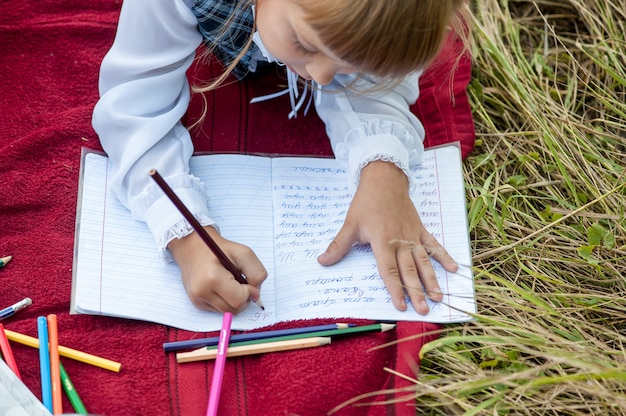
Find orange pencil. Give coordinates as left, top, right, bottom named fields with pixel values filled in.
left=47, top=314, right=63, bottom=414
left=0, top=323, right=21, bottom=379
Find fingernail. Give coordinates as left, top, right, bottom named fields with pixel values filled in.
left=429, top=288, right=443, bottom=300
left=419, top=300, right=429, bottom=314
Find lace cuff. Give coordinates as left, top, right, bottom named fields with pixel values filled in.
left=130, top=173, right=216, bottom=261
left=334, top=119, right=424, bottom=189
left=155, top=215, right=217, bottom=262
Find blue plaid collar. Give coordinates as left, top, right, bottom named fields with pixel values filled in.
left=192, top=0, right=257, bottom=79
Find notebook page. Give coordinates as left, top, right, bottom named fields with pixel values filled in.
left=0, top=360, right=52, bottom=416
left=270, top=145, right=475, bottom=323
left=73, top=152, right=276, bottom=331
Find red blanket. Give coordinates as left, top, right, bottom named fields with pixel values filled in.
left=0, top=1, right=474, bottom=415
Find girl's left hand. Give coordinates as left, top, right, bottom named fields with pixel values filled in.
left=317, top=160, right=458, bottom=314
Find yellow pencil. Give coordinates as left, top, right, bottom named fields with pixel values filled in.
left=3, top=328, right=121, bottom=372
left=177, top=336, right=331, bottom=363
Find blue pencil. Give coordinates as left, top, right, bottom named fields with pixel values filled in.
left=0, top=297, right=32, bottom=321
left=163, top=323, right=354, bottom=353
left=37, top=316, right=53, bottom=412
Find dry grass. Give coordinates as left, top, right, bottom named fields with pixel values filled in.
left=411, top=1, right=626, bottom=414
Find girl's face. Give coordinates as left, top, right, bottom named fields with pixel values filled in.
left=255, top=0, right=356, bottom=85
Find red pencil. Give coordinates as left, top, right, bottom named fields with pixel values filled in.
left=47, top=314, right=63, bottom=414
left=0, top=323, right=21, bottom=379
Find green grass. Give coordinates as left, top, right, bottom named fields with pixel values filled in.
left=412, top=1, right=626, bottom=414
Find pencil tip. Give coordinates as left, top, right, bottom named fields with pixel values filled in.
left=254, top=298, right=265, bottom=310
left=380, top=323, right=396, bottom=332
left=319, top=337, right=332, bottom=346
left=0, top=255, right=12, bottom=267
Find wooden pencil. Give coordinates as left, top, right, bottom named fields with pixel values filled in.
left=176, top=337, right=331, bottom=363
left=149, top=169, right=264, bottom=310
left=0, top=255, right=12, bottom=268
left=0, top=323, right=21, bottom=379
left=206, top=323, right=396, bottom=349
left=206, top=312, right=232, bottom=416
left=3, top=328, right=121, bottom=372
left=163, top=323, right=354, bottom=352
left=47, top=314, right=63, bottom=414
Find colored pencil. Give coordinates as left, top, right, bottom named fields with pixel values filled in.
left=38, top=316, right=53, bottom=412
left=149, top=169, right=264, bottom=310
left=0, top=255, right=12, bottom=268
left=59, top=361, right=88, bottom=414
left=204, top=323, right=395, bottom=350
left=0, top=323, right=21, bottom=379
left=177, top=336, right=331, bottom=363
left=3, top=328, right=121, bottom=372
left=207, top=312, right=232, bottom=416
left=47, top=314, right=63, bottom=414
left=163, top=323, right=354, bottom=352
left=0, top=297, right=32, bottom=321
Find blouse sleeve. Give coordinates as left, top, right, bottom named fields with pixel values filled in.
left=314, top=72, right=425, bottom=187
left=92, top=0, right=214, bottom=259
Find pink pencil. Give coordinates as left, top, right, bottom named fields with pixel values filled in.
left=206, top=312, right=233, bottom=416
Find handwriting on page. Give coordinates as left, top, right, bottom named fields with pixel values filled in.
left=74, top=147, right=475, bottom=332
left=268, top=151, right=471, bottom=323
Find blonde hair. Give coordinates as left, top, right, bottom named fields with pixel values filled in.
left=194, top=0, right=470, bottom=92
left=296, top=0, right=470, bottom=81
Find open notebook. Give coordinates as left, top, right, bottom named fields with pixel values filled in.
left=71, top=144, right=475, bottom=331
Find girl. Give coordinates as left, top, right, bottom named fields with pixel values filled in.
left=93, top=0, right=470, bottom=316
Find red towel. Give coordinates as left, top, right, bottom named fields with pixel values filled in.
left=0, top=1, right=474, bottom=415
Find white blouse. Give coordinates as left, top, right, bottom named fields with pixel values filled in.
left=92, top=0, right=425, bottom=259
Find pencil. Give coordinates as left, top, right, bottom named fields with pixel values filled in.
left=3, top=328, right=121, bottom=372
left=0, top=297, right=32, bottom=321
left=47, top=314, right=63, bottom=414
left=38, top=316, right=53, bottom=412
left=0, top=255, right=12, bottom=268
left=207, top=312, right=232, bottom=416
left=163, top=322, right=355, bottom=352
left=205, top=322, right=396, bottom=350
left=149, top=169, right=264, bottom=310
left=177, top=336, right=331, bottom=363
left=0, top=323, right=21, bottom=380
left=59, top=361, right=88, bottom=414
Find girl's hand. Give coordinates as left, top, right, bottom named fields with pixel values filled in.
left=317, top=160, right=458, bottom=314
left=168, top=226, right=267, bottom=313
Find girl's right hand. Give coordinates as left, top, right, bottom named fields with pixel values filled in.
left=167, top=226, right=267, bottom=313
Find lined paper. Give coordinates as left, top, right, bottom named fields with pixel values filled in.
left=71, top=145, right=475, bottom=332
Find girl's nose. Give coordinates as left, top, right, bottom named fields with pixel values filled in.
left=306, top=58, right=339, bottom=85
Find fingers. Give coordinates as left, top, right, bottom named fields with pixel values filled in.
left=426, top=245, right=459, bottom=273
left=378, top=239, right=452, bottom=315
left=236, top=245, right=268, bottom=288
left=374, top=247, right=409, bottom=311
left=185, top=271, right=252, bottom=314
left=174, top=234, right=267, bottom=314
left=396, top=245, right=429, bottom=314
left=317, top=223, right=357, bottom=266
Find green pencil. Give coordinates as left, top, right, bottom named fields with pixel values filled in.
left=59, top=361, right=88, bottom=414
left=205, top=323, right=396, bottom=349
left=0, top=256, right=12, bottom=268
